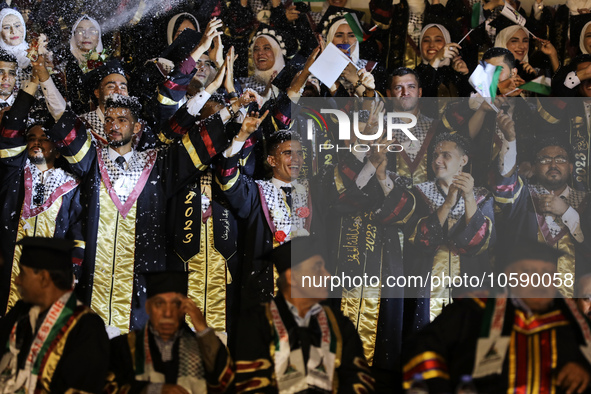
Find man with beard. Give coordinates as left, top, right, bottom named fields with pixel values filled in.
left=44, top=65, right=238, bottom=334
left=0, top=76, right=83, bottom=316
left=385, top=67, right=439, bottom=187
left=33, top=56, right=130, bottom=146
left=493, top=113, right=591, bottom=298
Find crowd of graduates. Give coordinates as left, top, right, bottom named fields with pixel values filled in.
left=3, top=0, right=591, bottom=392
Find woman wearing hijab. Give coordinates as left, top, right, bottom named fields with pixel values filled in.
left=494, top=25, right=559, bottom=79
left=414, top=23, right=471, bottom=98
left=0, top=8, right=30, bottom=89
left=166, top=13, right=200, bottom=46
left=58, top=15, right=103, bottom=113
left=321, top=12, right=385, bottom=96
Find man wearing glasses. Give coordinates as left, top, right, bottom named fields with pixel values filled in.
left=493, top=111, right=591, bottom=298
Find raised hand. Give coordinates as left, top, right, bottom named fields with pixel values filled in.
left=496, top=110, right=516, bottom=142
left=237, top=110, right=269, bottom=140
left=224, top=46, right=238, bottom=94
left=287, top=46, right=320, bottom=98
left=205, top=59, right=227, bottom=94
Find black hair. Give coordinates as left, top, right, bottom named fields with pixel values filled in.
left=0, top=48, right=17, bottom=65
left=432, top=132, right=471, bottom=157
left=267, top=129, right=302, bottom=155
left=570, top=54, right=591, bottom=69
left=533, top=137, right=574, bottom=163
left=482, top=47, right=516, bottom=70
left=388, top=67, right=421, bottom=89
left=105, top=95, right=142, bottom=122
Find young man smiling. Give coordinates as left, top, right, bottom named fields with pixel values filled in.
left=216, top=129, right=315, bottom=307
left=407, top=132, right=495, bottom=322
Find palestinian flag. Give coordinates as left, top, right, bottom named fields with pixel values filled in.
left=469, top=62, right=503, bottom=99
left=344, top=12, right=365, bottom=42
left=471, top=3, right=485, bottom=29
left=519, top=75, right=552, bottom=95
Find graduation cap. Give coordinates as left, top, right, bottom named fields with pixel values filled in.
left=252, top=24, right=299, bottom=59
left=570, top=14, right=591, bottom=54
left=316, top=6, right=365, bottom=38
left=263, top=237, right=326, bottom=274
left=83, top=58, right=128, bottom=93
left=144, top=271, right=188, bottom=298
left=161, top=28, right=202, bottom=65
left=17, top=237, right=74, bottom=270
left=496, top=238, right=563, bottom=273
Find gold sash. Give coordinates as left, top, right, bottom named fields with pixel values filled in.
left=91, top=183, right=137, bottom=333
left=7, top=198, right=62, bottom=312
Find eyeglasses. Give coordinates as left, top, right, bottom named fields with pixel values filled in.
left=75, top=29, right=99, bottom=36
left=196, top=60, right=216, bottom=69
left=537, top=156, right=568, bottom=165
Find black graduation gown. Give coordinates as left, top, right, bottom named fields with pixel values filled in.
left=232, top=293, right=375, bottom=393
left=0, top=91, right=84, bottom=316
left=402, top=296, right=591, bottom=393
left=107, top=323, right=234, bottom=393
left=46, top=108, right=235, bottom=332
left=0, top=299, right=109, bottom=394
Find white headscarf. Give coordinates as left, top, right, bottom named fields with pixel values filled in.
left=494, top=25, right=529, bottom=63
left=251, top=34, right=286, bottom=85
left=69, top=15, right=103, bottom=65
left=420, top=23, right=451, bottom=65
left=0, top=9, right=29, bottom=69
left=167, top=13, right=200, bottom=46
left=327, top=19, right=360, bottom=65
left=580, top=21, right=591, bottom=54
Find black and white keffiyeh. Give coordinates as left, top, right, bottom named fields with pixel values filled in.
left=529, top=184, right=588, bottom=237
left=257, top=179, right=310, bottom=241
left=28, top=160, right=77, bottom=208
left=82, top=110, right=105, bottom=141
left=416, top=181, right=489, bottom=222
left=101, top=147, right=150, bottom=204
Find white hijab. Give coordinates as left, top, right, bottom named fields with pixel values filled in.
left=327, top=19, right=360, bottom=65
left=252, top=34, right=286, bottom=85
left=0, top=9, right=29, bottom=69
left=494, top=25, right=529, bottom=63
left=70, top=15, right=103, bottom=65
left=420, top=23, right=451, bottom=65
left=167, top=13, right=200, bottom=45
left=580, top=21, right=591, bottom=54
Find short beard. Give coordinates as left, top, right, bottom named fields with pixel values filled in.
left=108, top=136, right=133, bottom=148
left=29, top=155, right=47, bottom=165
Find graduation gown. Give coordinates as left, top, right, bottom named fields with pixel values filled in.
left=402, top=296, right=591, bottom=393
left=215, top=150, right=314, bottom=308
left=46, top=108, right=235, bottom=333
left=107, top=323, right=234, bottom=393
left=0, top=91, right=84, bottom=316
left=0, top=295, right=109, bottom=394
left=232, top=293, right=375, bottom=393
left=316, top=151, right=417, bottom=373
left=493, top=171, right=591, bottom=297
left=407, top=181, right=496, bottom=322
